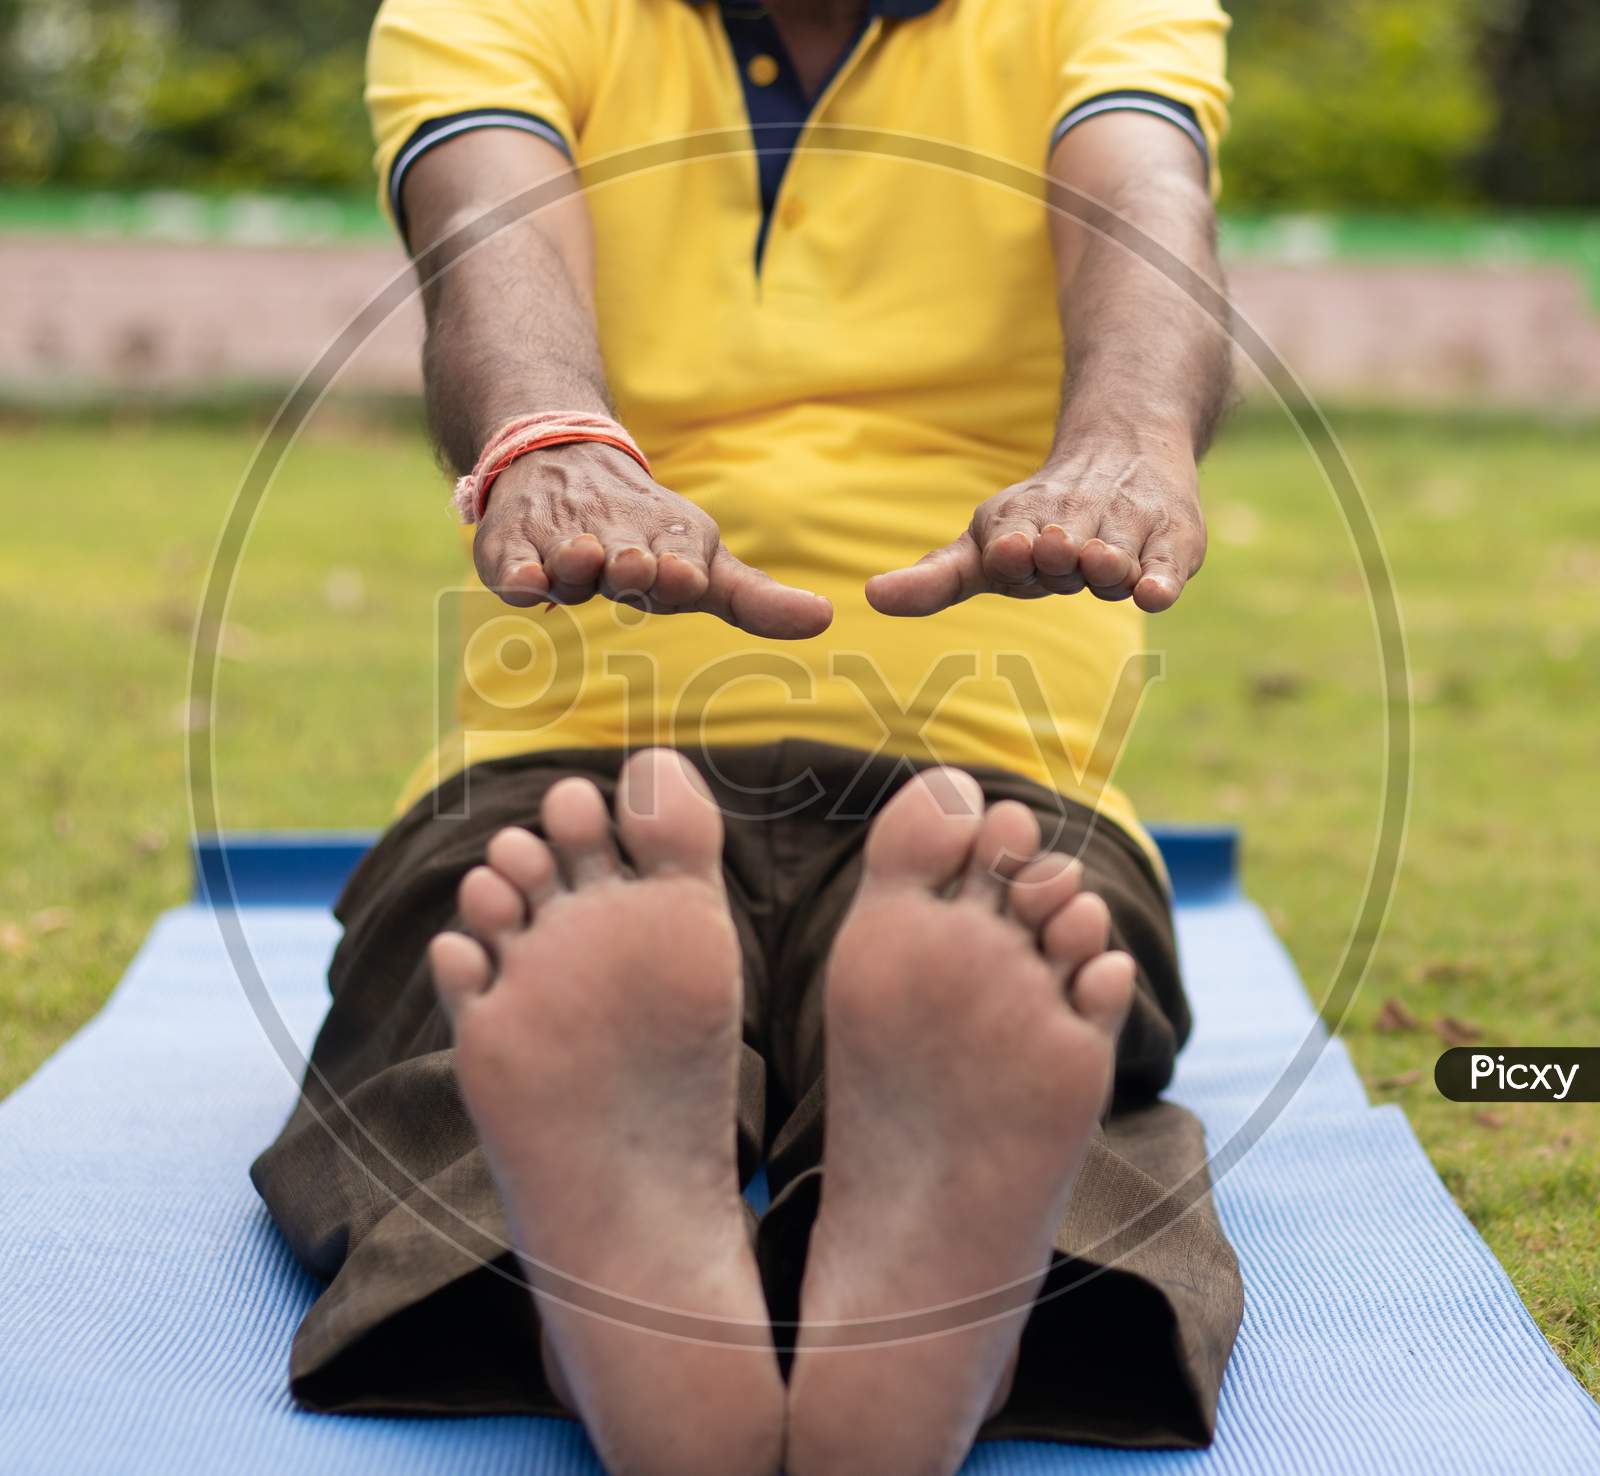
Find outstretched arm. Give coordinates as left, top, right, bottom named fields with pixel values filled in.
left=867, top=111, right=1230, bottom=616
left=405, top=129, right=832, bottom=637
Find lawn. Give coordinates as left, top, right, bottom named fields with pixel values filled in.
left=2, top=405, right=1597, bottom=1392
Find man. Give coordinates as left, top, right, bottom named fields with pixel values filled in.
left=252, top=1, right=1242, bottom=1472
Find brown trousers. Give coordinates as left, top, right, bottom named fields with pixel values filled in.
left=252, top=741, right=1242, bottom=1448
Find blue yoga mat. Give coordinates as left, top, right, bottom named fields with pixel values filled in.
left=2, top=831, right=1597, bottom=1475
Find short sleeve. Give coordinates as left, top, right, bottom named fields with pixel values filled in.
left=366, top=0, right=602, bottom=237
left=1048, top=0, right=1231, bottom=194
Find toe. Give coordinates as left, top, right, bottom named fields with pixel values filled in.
left=458, top=863, right=527, bottom=940
left=1041, top=890, right=1111, bottom=975
left=486, top=826, right=562, bottom=912
left=541, top=777, right=623, bottom=887
left=863, top=767, right=985, bottom=891
left=1070, top=950, right=1136, bottom=1035
left=956, top=800, right=1040, bottom=908
left=429, top=930, right=494, bottom=1019
left=1007, top=852, right=1084, bottom=931
left=615, top=749, right=724, bottom=880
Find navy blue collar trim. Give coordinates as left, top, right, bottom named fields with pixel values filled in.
left=701, top=0, right=943, bottom=271
left=685, top=1, right=942, bottom=14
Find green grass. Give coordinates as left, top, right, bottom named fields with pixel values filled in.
left=2, top=406, right=1597, bottom=1393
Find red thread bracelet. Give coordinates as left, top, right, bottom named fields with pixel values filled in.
left=452, top=412, right=652, bottom=524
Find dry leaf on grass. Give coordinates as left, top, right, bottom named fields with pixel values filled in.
left=1435, top=1015, right=1483, bottom=1046
left=134, top=827, right=169, bottom=856
left=29, top=907, right=72, bottom=935
left=1374, top=999, right=1423, bottom=1033
left=1415, top=959, right=1473, bottom=986
left=1473, top=1111, right=1507, bottom=1131
left=1249, top=670, right=1305, bottom=704
left=1534, top=1133, right=1576, bottom=1160
left=0, top=923, right=30, bottom=957
left=1373, top=1069, right=1422, bottom=1090
left=149, top=599, right=192, bottom=637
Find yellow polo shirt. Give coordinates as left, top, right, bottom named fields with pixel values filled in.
left=369, top=0, right=1230, bottom=859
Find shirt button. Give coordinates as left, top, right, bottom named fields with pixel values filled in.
left=747, top=53, right=780, bottom=87
left=780, top=196, right=806, bottom=229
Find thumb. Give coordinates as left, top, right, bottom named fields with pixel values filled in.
left=865, top=531, right=982, bottom=616
left=701, top=545, right=833, bottom=639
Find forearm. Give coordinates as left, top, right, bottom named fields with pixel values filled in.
left=396, top=128, right=829, bottom=636
left=1048, top=137, right=1231, bottom=463
left=403, top=132, right=612, bottom=475
left=869, top=115, right=1226, bottom=618
left=421, top=220, right=611, bottom=474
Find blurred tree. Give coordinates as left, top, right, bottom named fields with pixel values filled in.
left=0, top=0, right=1594, bottom=207
left=1476, top=0, right=1600, bottom=205
left=1222, top=0, right=1494, bottom=207
left=0, top=0, right=375, bottom=187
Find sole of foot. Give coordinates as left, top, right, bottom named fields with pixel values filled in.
left=428, top=749, right=783, bottom=1476
left=785, top=767, right=1135, bottom=1476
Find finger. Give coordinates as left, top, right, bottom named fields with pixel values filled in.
left=545, top=532, right=606, bottom=591
left=1133, top=527, right=1203, bottom=613
left=473, top=527, right=549, bottom=608
left=648, top=524, right=712, bottom=608
left=1041, top=507, right=1106, bottom=594
left=1077, top=536, right=1139, bottom=599
left=541, top=532, right=606, bottom=605
left=1032, top=522, right=1080, bottom=579
left=597, top=527, right=658, bottom=598
left=978, top=517, right=1041, bottom=586
left=702, top=546, right=832, bottom=639
left=865, top=532, right=983, bottom=617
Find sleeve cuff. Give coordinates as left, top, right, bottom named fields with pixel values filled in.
left=388, top=108, right=574, bottom=242
left=1049, top=89, right=1209, bottom=167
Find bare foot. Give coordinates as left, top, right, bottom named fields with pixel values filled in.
left=785, top=769, right=1135, bottom=1476
left=428, top=749, right=783, bottom=1476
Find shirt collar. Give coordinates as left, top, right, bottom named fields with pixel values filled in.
left=694, top=1, right=943, bottom=15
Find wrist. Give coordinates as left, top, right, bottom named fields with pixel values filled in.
left=453, top=411, right=650, bottom=523
left=1048, top=401, right=1195, bottom=468
left=493, top=437, right=654, bottom=497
